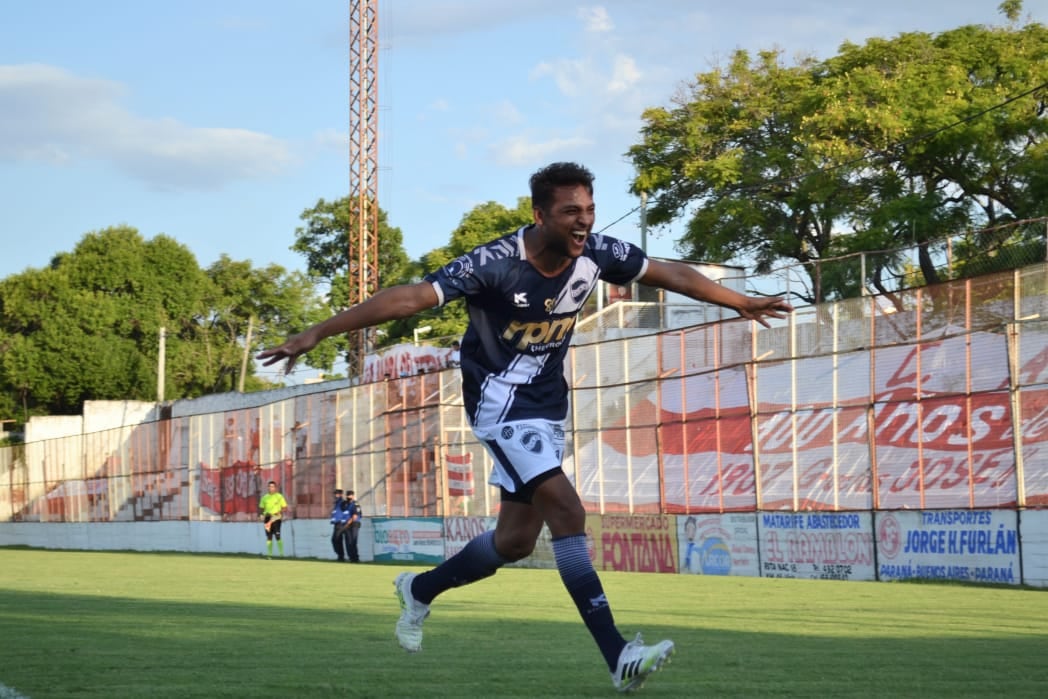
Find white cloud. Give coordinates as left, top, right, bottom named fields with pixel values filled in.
left=530, top=50, right=641, bottom=100
left=488, top=99, right=524, bottom=125
left=390, top=0, right=567, bottom=41
left=490, top=134, right=594, bottom=167
left=578, top=6, right=614, bottom=33
left=607, top=54, right=642, bottom=92
left=529, top=58, right=586, bottom=96
left=313, top=127, right=350, bottom=150
left=0, top=64, right=294, bottom=191
left=417, top=98, right=451, bottom=122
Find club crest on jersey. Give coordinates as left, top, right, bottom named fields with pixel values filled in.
left=519, top=430, right=543, bottom=454
left=445, top=255, right=474, bottom=279
left=501, top=426, right=515, bottom=440
left=570, top=278, right=589, bottom=303
left=544, top=298, right=556, bottom=313
left=612, top=240, right=631, bottom=262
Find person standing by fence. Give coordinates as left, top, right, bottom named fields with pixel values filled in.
left=344, top=490, right=362, bottom=563
left=330, top=488, right=350, bottom=562
left=258, top=480, right=288, bottom=559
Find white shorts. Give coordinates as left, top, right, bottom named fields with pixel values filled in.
left=472, top=419, right=566, bottom=494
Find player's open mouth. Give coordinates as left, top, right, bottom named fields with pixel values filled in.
left=571, top=231, right=587, bottom=244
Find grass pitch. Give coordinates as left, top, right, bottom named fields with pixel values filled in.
left=1, top=548, right=1046, bottom=698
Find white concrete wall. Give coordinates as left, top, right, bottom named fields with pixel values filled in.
left=0, top=520, right=376, bottom=562
left=83, top=400, right=157, bottom=433
left=170, top=379, right=350, bottom=418
left=25, top=415, right=83, bottom=443
left=1020, top=510, right=1048, bottom=587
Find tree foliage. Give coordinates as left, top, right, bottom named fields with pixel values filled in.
left=403, top=198, right=535, bottom=344
left=292, top=196, right=533, bottom=356
left=291, top=198, right=416, bottom=367
left=0, top=226, right=322, bottom=422
left=629, top=4, right=1048, bottom=303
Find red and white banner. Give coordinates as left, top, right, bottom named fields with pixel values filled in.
left=197, top=460, right=293, bottom=516
left=570, top=330, right=1048, bottom=511
left=446, top=452, right=475, bottom=497
left=361, top=343, right=458, bottom=384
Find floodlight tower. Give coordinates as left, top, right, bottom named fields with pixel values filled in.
left=347, top=0, right=380, bottom=377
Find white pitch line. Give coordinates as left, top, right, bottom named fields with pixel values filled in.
left=0, top=684, right=29, bottom=699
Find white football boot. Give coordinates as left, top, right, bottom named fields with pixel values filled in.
left=394, top=571, right=430, bottom=653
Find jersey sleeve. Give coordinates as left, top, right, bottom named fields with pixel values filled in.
left=424, top=252, right=488, bottom=307
left=591, top=234, right=648, bottom=286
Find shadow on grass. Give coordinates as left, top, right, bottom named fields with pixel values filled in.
left=2, top=584, right=1047, bottom=699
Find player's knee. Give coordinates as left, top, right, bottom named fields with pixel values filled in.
left=543, top=500, right=586, bottom=536
left=495, top=534, right=535, bottom=562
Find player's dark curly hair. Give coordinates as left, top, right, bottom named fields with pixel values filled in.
left=529, top=162, right=594, bottom=212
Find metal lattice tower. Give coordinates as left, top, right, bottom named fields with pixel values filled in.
left=348, top=0, right=380, bottom=377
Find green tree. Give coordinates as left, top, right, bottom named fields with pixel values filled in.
left=630, top=48, right=867, bottom=304
left=629, top=4, right=1048, bottom=301
left=0, top=226, right=323, bottom=422
left=814, top=18, right=1048, bottom=285
left=184, top=256, right=329, bottom=394
left=402, top=198, right=535, bottom=344
left=291, top=198, right=415, bottom=367
left=0, top=227, right=203, bottom=415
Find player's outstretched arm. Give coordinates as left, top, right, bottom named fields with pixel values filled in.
left=256, top=281, right=439, bottom=375
left=639, top=259, right=793, bottom=328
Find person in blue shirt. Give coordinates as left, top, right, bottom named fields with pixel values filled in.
left=258, top=162, right=793, bottom=692
left=330, top=488, right=350, bottom=562
left=344, top=490, right=362, bottom=563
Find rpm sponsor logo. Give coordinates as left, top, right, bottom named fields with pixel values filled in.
left=501, top=317, right=576, bottom=352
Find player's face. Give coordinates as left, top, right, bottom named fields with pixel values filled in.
left=536, top=184, right=595, bottom=258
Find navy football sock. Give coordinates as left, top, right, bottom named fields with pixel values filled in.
left=412, top=529, right=507, bottom=604
left=552, top=534, right=626, bottom=670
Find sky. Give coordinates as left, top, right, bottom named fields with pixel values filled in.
left=2, top=0, right=1044, bottom=284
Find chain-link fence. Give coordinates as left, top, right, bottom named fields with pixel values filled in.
left=754, top=217, right=1048, bottom=306
left=2, top=227, right=1048, bottom=522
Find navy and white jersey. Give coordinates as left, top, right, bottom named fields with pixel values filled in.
left=425, top=225, right=648, bottom=427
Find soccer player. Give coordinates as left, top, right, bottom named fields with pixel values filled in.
left=257, top=162, right=792, bottom=691
left=258, top=480, right=288, bottom=558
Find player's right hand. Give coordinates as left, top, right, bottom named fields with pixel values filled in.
left=256, top=330, right=320, bottom=375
